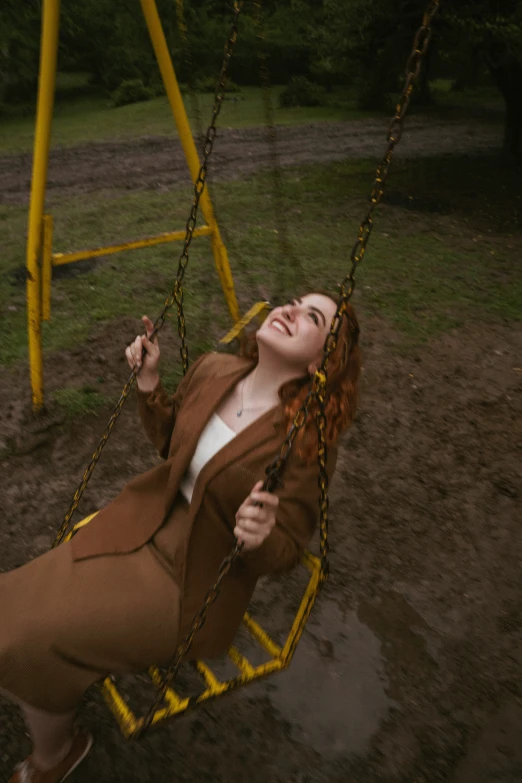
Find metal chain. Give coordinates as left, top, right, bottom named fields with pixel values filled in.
left=176, top=0, right=247, bottom=309
left=251, top=0, right=301, bottom=302
left=175, top=0, right=205, bottom=147
left=136, top=0, right=440, bottom=738
left=313, top=371, right=329, bottom=582
left=261, top=0, right=442, bottom=476
left=136, top=539, right=245, bottom=736
left=53, top=2, right=244, bottom=549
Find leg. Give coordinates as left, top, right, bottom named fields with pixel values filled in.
left=19, top=701, right=75, bottom=771
left=2, top=686, right=75, bottom=770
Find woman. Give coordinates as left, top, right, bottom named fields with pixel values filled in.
left=1, top=291, right=360, bottom=783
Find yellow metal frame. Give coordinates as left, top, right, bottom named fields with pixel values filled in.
left=219, top=300, right=272, bottom=345
left=65, top=515, right=320, bottom=738
left=28, top=0, right=240, bottom=411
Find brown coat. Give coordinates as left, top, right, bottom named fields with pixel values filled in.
left=72, top=352, right=338, bottom=660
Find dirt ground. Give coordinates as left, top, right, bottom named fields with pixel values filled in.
left=1, top=115, right=522, bottom=782
left=0, top=113, right=503, bottom=205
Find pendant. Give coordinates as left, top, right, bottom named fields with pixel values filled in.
left=237, top=410, right=242, bottom=417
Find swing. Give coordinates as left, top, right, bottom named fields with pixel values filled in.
left=51, top=0, right=440, bottom=739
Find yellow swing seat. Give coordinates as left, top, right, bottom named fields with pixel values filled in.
left=65, top=514, right=321, bottom=738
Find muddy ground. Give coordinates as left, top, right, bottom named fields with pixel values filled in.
left=1, top=115, right=522, bottom=782
left=0, top=113, right=503, bottom=205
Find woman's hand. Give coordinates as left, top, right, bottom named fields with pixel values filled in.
left=125, top=316, right=160, bottom=393
left=234, top=481, right=279, bottom=551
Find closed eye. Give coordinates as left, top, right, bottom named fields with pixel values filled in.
left=291, top=299, right=322, bottom=327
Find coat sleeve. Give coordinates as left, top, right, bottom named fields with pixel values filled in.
left=136, top=353, right=209, bottom=459
left=241, top=443, right=338, bottom=578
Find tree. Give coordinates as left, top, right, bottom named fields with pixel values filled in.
left=0, top=0, right=41, bottom=102
left=444, top=1, right=522, bottom=159
left=303, top=0, right=522, bottom=158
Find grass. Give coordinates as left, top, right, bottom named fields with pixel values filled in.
left=0, top=72, right=504, bottom=156
left=1, top=154, right=521, bottom=372
left=430, top=79, right=504, bottom=111
left=0, top=82, right=375, bottom=155
left=51, top=385, right=113, bottom=418
left=1, top=74, right=519, bottom=378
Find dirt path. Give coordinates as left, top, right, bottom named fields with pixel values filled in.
left=1, top=311, right=521, bottom=782
left=0, top=115, right=503, bottom=205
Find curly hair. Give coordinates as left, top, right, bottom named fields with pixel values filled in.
left=240, top=290, right=361, bottom=463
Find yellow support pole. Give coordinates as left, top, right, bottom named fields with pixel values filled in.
left=26, top=0, right=60, bottom=411
left=52, top=225, right=213, bottom=266
left=139, top=0, right=240, bottom=325
left=41, top=214, right=53, bottom=321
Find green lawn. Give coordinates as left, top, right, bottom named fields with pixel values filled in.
left=0, top=83, right=375, bottom=155
left=2, top=156, right=521, bottom=375
left=2, top=74, right=519, bottom=414
left=0, top=73, right=504, bottom=156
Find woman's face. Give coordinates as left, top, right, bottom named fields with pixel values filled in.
left=256, top=293, right=337, bottom=373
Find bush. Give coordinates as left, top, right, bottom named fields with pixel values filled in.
left=193, top=75, right=241, bottom=94
left=279, top=76, right=327, bottom=108
left=112, top=79, right=152, bottom=108
left=355, top=78, right=392, bottom=112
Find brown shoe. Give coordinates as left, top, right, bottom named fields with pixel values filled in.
left=9, top=731, right=93, bottom=782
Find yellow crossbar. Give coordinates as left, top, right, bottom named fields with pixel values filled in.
left=52, top=226, right=213, bottom=266
left=242, top=614, right=283, bottom=658
left=219, top=301, right=272, bottom=345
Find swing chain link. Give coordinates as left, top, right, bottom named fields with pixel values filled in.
left=313, top=370, right=330, bottom=582
left=156, top=0, right=244, bottom=373
left=348, top=0, right=440, bottom=284
left=252, top=0, right=301, bottom=298
left=138, top=0, right=441, bottom=736
left=53, top=2, right=244, bottom=549
left=137, top=540, right=244, bottom=736
left=175, top=0, right=205, bottom=147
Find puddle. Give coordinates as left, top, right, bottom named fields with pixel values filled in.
left=266, top=597, right=395, bottom=757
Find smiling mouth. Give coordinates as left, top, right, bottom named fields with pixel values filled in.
left=270, top=318, right=292, bottom=336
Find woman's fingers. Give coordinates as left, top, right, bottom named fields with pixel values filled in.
left=125, top=345, right=135, bottom=369
left=234, top=481, right=279, bottom=550
left=236, top=518, right=270, bottom=535
left=142, top=335, right=160, bottom=359
left=250, top=490, right=279, bottom=509
left=139, top=317, right=160, bottom=363
left=237, top=504, right=264, bottom=522
left=126, top=335, right=145, bottom=369
left=234, top=526, right=264, bottom=551
left=141, top=315, right=156, bottom=340
left=126, top=332, right=159, bottom=363
left=235, top=501, right=276, bottom=534
left=133, top=336, right=144, bottom=367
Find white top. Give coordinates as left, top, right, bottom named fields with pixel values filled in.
left=179, top=412, right=237, bottom=503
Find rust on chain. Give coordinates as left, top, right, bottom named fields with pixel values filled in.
left=53, top=2, right=245, bottom=550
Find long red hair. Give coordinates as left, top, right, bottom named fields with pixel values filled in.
left=240, top=291, right=361, bottom=463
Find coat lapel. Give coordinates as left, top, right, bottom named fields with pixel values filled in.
left=189, top=405, right=282, bottom=519
left=176, top=356, right=285, bottom=520
left=165, top=356, right=272, bottom=510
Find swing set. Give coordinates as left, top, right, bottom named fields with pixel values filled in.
left=25, top=0, right=441, bottom=740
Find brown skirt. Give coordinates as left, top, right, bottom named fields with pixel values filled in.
left=0, top=510, right=184, bottom=714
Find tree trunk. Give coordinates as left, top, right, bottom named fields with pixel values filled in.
left=489, top=56, right=522, bottom=160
